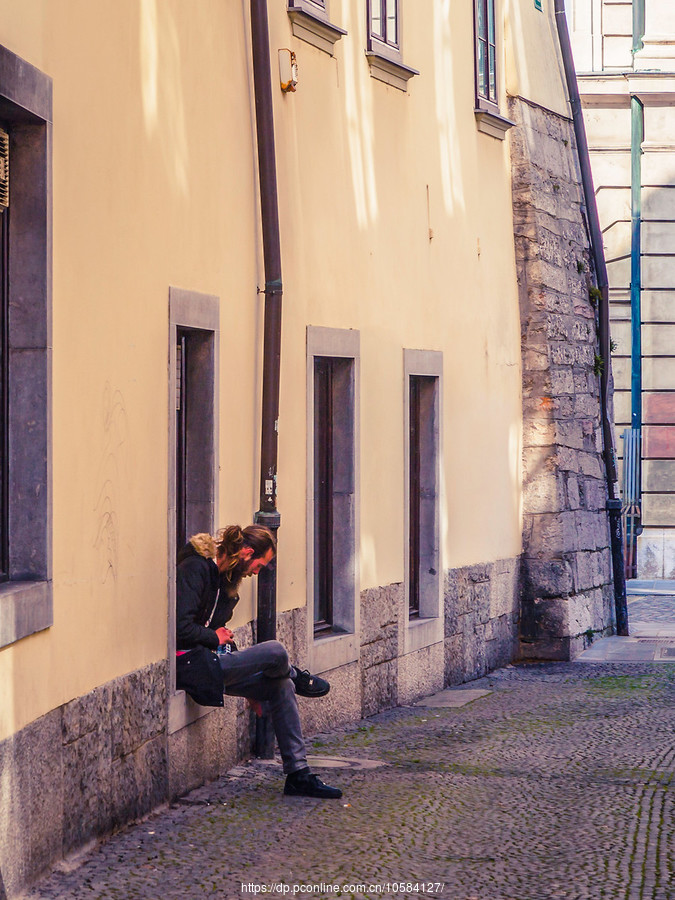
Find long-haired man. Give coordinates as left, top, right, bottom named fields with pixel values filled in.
left=176, top=524, right=341, bottom=799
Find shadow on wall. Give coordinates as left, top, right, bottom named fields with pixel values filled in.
left=340, top=0, right=468, bottom=229
left=139, top=0, right=189, bottom=197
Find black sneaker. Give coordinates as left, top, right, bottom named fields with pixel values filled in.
left=284, top=768, right=342, bottom=799
left=291, top=667, right=330, bottom=698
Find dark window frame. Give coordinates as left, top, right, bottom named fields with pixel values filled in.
left=408, top=374, right=422, bottom=617
left=474, top=0, right=499, bottom=112
left=0, top=201, right=8, bottom=583
left=367, top=0, right=400, bottom=54
left=175, top=330, right=188, bottom=553
left=312, top=355, right=355, bottom=636
left=407, top=374, right=440, bottom=619
left=313, top=357, right=334, bottom=632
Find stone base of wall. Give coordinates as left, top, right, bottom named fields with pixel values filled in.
left=444, top=558, right=520, bottom=683
left=353, top=557, right=520, bottom=721
left=0, top=661, right=167, bottom=898
left=167, top=701, right=250, bottom=801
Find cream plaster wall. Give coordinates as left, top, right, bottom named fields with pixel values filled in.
left=505, top=0, right=569, bottom=117
left=1, top=0, right=535, bottom=739
left=267, top=0, right=523, bottom=608
left=0, top=0, right=261, bottom=739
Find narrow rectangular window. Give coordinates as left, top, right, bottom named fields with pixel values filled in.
left=409, top=376, right=422, bottom=616
left=407, top=372, right=440, bottom=619
left=175, top=331, right=188, bottom=552
left=0, top=47, right=53, bottom=649
left=368, top=0, right=399, bottom=49
left=313, top=355, right=355, bottom=635
left=173, top=327, right=216, bottom=553
left=475, top=0, right=498, bottom=108
left=0, top=202, right=7, bottom=583
left=168, top=288, right=219, bottom=728
left=314, top=357, right=333, bottom=631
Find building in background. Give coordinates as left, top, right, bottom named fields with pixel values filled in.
left=0, top=2, right=616, bottom=895
left=567, top=0, right=675, bottom=578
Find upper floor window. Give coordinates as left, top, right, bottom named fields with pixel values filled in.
left=365, top=0, right=418, bottom=91
left=473, top=0, right=514, bottom=139
left=369, top=0, right=398, bottom=51
left=475, top=0, right=497, bottom=108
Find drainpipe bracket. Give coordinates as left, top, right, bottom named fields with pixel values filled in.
left=254, top=510, right=281, bottom=530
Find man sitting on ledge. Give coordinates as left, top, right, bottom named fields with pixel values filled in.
left=176, top=524, right=342, bottom=799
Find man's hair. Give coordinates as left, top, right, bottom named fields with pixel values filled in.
left=216, top=524, right=276, bottom=585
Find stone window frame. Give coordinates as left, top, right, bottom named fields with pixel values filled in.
left=365, top=0, right=419, bottom=92
left=403, top=349, right=443, bottom=655
left=287, top=0, right=347, bottom=56
left=473, top=0, right=515, bottom=140
left=167, top=287, right=219, bottom=734
left=0, top=45, right=53, bottom=650
left=306, top=325, right=360, bottom=674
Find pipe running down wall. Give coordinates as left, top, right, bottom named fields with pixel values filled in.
left=250, top=0, right=283, bottom=756
left=553, top=0, right=628, bottom=634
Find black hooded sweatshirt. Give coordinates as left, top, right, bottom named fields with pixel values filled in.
left=175, top=541, right=240, bottom=650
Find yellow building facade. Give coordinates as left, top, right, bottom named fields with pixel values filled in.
left=0, top=2, right=616, bottom=894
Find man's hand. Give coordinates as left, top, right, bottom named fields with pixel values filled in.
left=215, top=626, right=235, bottom=645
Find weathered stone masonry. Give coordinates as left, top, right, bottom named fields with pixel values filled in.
left=356, top=557, right=520, bottom=718
left=0, top=662, right=168, bottom=898
left=509, top=96, right=615, bottom=659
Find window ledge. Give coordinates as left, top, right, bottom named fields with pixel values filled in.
left=474, top=107, right=515, bottom=140
left=169, top=690, right=213, bottom=734
left=366, top=50, right=419, bottom=91
left=405, top=613, right=442, bottom=654
left=287, top=6, right=346, bottom=55
left=0, top=580, right=52, bottom=648
left=310, top=630, right=359, bottom=673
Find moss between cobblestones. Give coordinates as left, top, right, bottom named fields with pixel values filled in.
left=583, top=674, right=655, bottom=697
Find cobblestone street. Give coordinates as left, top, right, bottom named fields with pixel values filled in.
left=23, top=650, right=675, bottom=900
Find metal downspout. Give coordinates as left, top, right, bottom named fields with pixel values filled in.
left=554, top=0, right=628, bottom=634
left=632, top=0, right=645, bottom=54
left=631, top=97, right=643, bottom=433
left=250, top=0, right=283, bottom=756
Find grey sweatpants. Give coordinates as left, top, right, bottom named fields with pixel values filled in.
left=218, top=640, right=307, bottom=774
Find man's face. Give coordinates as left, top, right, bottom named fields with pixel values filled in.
left=216, top=546, right=274, bottom=578
left=244, top=547, right=275, bottom=576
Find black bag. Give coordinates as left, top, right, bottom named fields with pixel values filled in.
left=175, top=646, right=225, bottom=707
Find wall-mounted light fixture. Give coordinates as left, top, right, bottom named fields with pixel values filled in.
left=278, top=49, right=298, bottom=92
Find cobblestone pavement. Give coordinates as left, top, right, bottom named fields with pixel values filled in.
left=22, top=662, right=675, bottom=900
left=628, top=593, right=675, bottom=625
